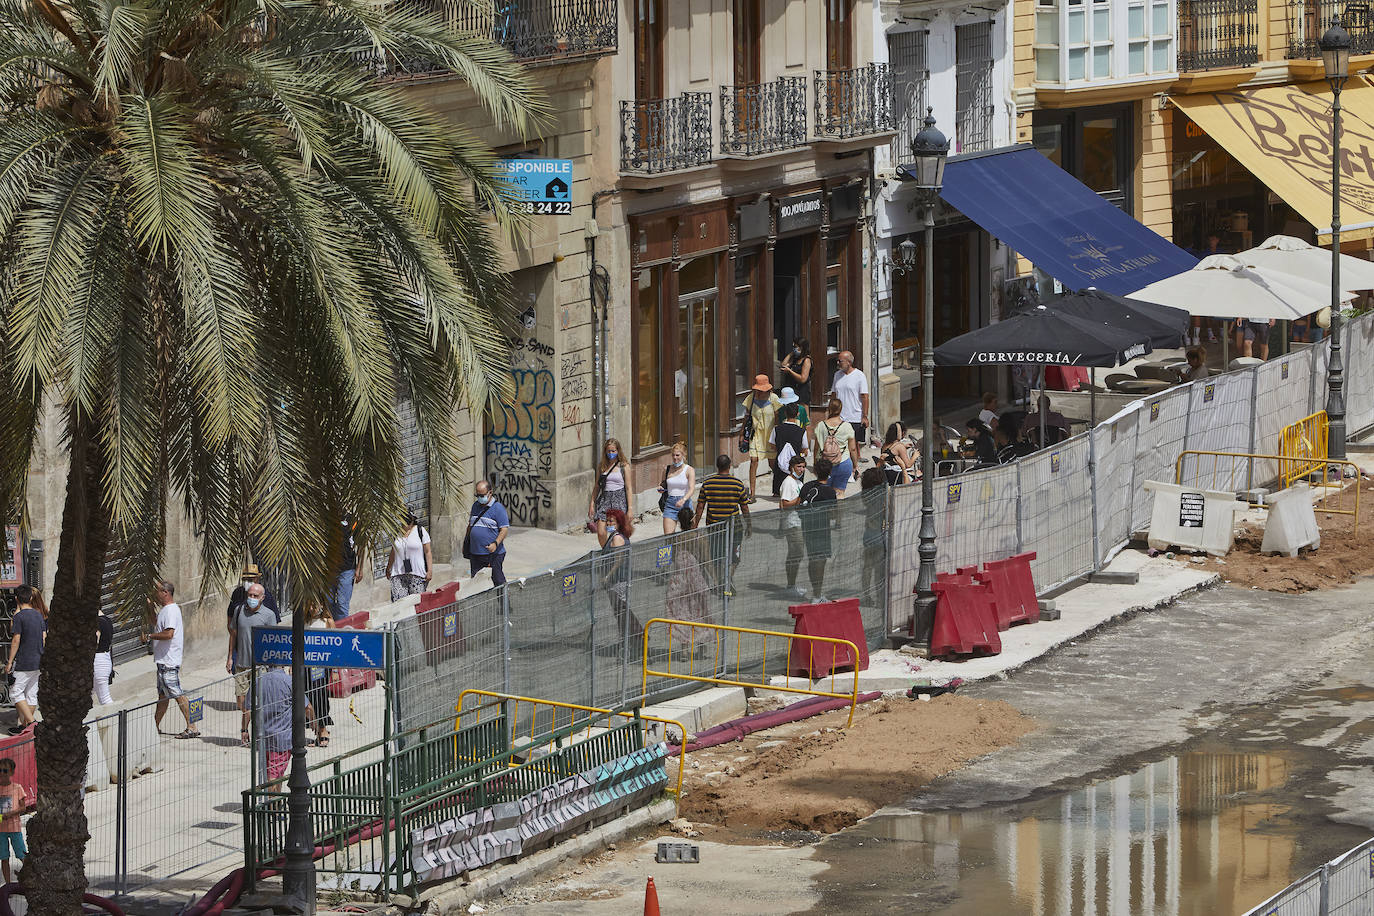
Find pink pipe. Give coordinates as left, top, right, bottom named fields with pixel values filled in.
left=668, top=690, right=883, bottom=754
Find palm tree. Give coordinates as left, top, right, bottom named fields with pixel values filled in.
left=0, top=0, right=545, bottom=908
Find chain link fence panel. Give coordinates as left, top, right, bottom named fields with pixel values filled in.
left=1019, top=435, right=1096, bottom=591
left=1130, top=386, right=1193, bottom=532
left=1090, top=411, right=1139, bottom=567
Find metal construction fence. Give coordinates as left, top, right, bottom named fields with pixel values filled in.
left=391, top=315, right=1374, bottom=735
left=72, top=315, right=1374, bottom=904
left=1245, top=835, right=1374, bottom=915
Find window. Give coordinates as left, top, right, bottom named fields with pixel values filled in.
left=1037, top=0, right=1175, bottom=84
left=1032, top=105, right=1133, bottom=211
left=732, top=253, right=756, bottom=421
left=634, top=267, right=664, bottom=450
left=889, top=31, right=929, bottom=164
left=955, top=22, right=994, bottom=153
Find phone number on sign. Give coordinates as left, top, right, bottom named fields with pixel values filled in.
left=522, top=201, right=571, bottom=215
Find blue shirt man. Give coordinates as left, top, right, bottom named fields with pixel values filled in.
left=466, top=480, right=510, bottom=586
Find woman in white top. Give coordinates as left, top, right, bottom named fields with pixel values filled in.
left=588, top=437, right=633, bottom=547
left=386, top=507, right=432, bottom=601
left=658, top=440, right=696, bottom=535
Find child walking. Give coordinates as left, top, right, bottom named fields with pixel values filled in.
left=0, top=757, right=30, bottom=883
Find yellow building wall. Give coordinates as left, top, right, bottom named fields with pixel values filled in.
left=1139, top=102, right=1173, bottom=241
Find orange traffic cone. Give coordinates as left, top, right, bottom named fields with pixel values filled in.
left=643, top=876, right=661, bottom=916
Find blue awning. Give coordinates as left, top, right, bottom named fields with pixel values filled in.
left=939, top=145, right=1196, bottom=295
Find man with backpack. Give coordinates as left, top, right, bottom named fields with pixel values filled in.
left=798, top=458, right=839, bottom=601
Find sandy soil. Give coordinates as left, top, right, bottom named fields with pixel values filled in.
left=1196, top=484, right=1374, bottom=592
left=676, top=693, right=1034, bottom=837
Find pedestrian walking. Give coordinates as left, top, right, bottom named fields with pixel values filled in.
left=226, top=563, right=278, bottom=624
left=0, top=757, right=30, bottom=883
left=813, top=397, right=859, bottom=495
left=386, top=507, right=432, bottom=601
left=799, top=459, right=839, bottom=601
left=860, top=467, right=887, bottom=602
left=830, top=350, right=870, bottom=446
left=305, top=602, right=333, bottom=748
left=779, top=337, right=813, bottom=407
left=600, top=508, right=637, bottom=651
left=659, top=441, right=696, bottom=535
left=93, top=606, right=114, bottom=707
left=253, top=665, right=312, bottom=784
left=779, top=453, right=810, bottom=599
left=741, top=375, right=782, bottom=502
left=698, top=454, right=752, bottom=597
left=330, top=513, right=365, bottom=621
left=464, top=480, right=510, bottom=586
left=4, top=587, right=45, bottom=734
left=228, top=579, right=278, bottom=747
left=588, top=438, right=632, bottom=548
left=143, top=581, right=198, bottom=739
left=770, top=404, right=808, bottom=498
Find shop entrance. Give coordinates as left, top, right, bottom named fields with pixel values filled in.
left=773, top=236, right=809, bottom=365
left=676, top=256, right=720, bottom=468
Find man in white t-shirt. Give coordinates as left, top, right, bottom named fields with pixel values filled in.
left=779, top=455, right=809, bottom=599
left=142, top=580, right=197, bottom=739
left=831, top=351, right=870, bottom=446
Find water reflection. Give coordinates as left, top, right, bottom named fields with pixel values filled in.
left=862, top=751, right=1296, bottom=915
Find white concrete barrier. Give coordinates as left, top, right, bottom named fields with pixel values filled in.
left=1262, top=482, right=1321, bottom=557
left=1142, top=480, right=1246, bottom=556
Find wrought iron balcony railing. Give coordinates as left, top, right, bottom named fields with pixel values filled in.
left=387, top=0, right=616, bottom=74
left=1288, top=0, right=1374, bottom=57
left=1177, top=0, right=1260, bottom=71
left=719, top=77, right=808, bottom=157
left=813, top=64, right=894, bottom=140
left=620, top=93, right=714, bottom=174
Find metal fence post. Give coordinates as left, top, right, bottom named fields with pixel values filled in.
left=1014, top=463, right=1024, bottom=555
left=1246, top=368, right=1259, bottom=490
left=115, top=709, right=128, bottom=897
left=1319, top=861, right=1331, bottom=916
left=619, top=548, right=633, bottom=710
left=242, top=789, right=255, bottom=894
left=1088, top=431, right=1101, bottom=568
left=381, top=630, right=393, bottom=895
left=501, top=585, right=512, bottom=698
left=588, top=557, right=598, bottom=710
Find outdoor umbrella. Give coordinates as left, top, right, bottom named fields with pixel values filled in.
left=1128, top=254, right=1352, bottom=368
left=1235, top=234, right=1374, bottom=293
left=935, top=304, right=1156, bottom=443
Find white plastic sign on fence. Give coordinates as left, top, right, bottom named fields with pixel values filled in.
left=1142, top=480, right=1246, bottom=556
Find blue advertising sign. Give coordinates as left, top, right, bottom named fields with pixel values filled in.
left=252, top=627, right=385, bottom=669
left=494, top=158, right=573, bottom=215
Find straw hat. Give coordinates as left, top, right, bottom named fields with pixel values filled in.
left=241, top=563, right=261, bottom=579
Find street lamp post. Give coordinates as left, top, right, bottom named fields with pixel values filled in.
left=904, top=111, right=949, bottom=643
left=281, top=589, right=316, bottom=913
left=1322, top=18, right=1351, bottom=462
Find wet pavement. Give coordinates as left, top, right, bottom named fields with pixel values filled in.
left=482, top=581, right=1374, bottom=914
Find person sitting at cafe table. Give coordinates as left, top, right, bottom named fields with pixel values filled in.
left=1024, top=394, right=1070, bottom=446
left=963, top=418, right=997, bottom=465
left=1174, top=346, right=1209, bottom=384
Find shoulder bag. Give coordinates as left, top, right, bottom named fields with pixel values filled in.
left=461, top=510, right=490, bottom=561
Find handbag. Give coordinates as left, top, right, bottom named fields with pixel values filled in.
left=461, top=508, right=491, bottom=561
left=657, top=464, right=671, bottom=512
left=739, top=397, right=756, bottom=453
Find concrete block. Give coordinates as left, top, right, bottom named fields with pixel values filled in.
left=1037, top=599, right=1057, bottom=611
left=641, top=687, right=745, bottom=742
left=656, top=842, right=700, bottom=863
left=1039, top=607, right=1061, bottom=622
left=1087, top=570, right=1140, bottom=585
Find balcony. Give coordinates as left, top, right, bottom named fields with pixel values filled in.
left=620, top=93, right=714, bottom=175
left=1177, top=0, right=1259, bottom=72
left=390, top=0, right=616, bottom=74
left=1288, top=0, right=1374, bottom=57
left=813, top=64, right=894, bottom=141
left=719, top=77, right=809, bottom=159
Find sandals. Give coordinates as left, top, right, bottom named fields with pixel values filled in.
left=174, top=729, right=201, bottom=740
left=317, top=735, right=330, bottom=748
left=240, top=730, right=251, bottom=748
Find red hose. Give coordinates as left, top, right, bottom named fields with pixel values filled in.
left=667, top=690, right=884, bottom=754
left=0, top=882, right=124, bottom=915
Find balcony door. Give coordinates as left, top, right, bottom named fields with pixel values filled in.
left=826, top=0, right=853, bottom=71
left=732, top=0, right=763, bottom=142
left=635, top=0, right=665, bottom=101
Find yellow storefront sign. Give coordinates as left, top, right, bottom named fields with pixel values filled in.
left=1172, top=81, right=1374, bottom=233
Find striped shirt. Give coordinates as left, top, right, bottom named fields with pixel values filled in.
left=699, top=473, right=749, bottom=525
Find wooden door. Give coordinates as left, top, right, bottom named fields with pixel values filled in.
left=825, top=0, right=852, bottom=71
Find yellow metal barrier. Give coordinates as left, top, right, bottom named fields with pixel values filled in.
left=1174, top=450, right=1359, bottom=525
left=639, top=618, right=861, bottom=728
left=1279, top=411, right=1329, bottom=489
left=454, top=689, right=687, bottom=804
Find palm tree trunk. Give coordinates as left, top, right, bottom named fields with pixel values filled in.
left=25, top=427, right=106, bottom=915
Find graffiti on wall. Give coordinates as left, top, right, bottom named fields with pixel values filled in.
left=488, top=366, right=555, bottom=526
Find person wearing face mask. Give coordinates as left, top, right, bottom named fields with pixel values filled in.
left=329, top=512, right=366, bottom=621
left=588, top=438, right=632, bottom=547
left=779, top=337, right=812, bottom=407
left=778, top=454, right=810, bottom=599
left=386, top=506, right=433, bottom=601
left=225, top=563, right=279, bottom=627
left=464, top=480, right=510, bottom=586
left=227, top=580, right=279, bottom=747
left=659, top=441, right=696, bottom=535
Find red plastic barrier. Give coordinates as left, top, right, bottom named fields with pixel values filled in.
left=974, top=567, right=1031, bottom=631
left=415, top=583, right=466, bottom=668
left=787, top=598, right=869, bottom=678
left=329, top=611, right=378, bottom=698
left=929, top=581, right=1002, bottom=658
left=0, top=728, right=37, bottom=804
left=417, top=581, right=460, bottom=613
left=980, top=552, right=1039, bottom=630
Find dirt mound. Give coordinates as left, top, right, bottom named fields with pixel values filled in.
left=678, top=695, right=1033, bottom=836
left=1198, top=485, right=1374, bottom=592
